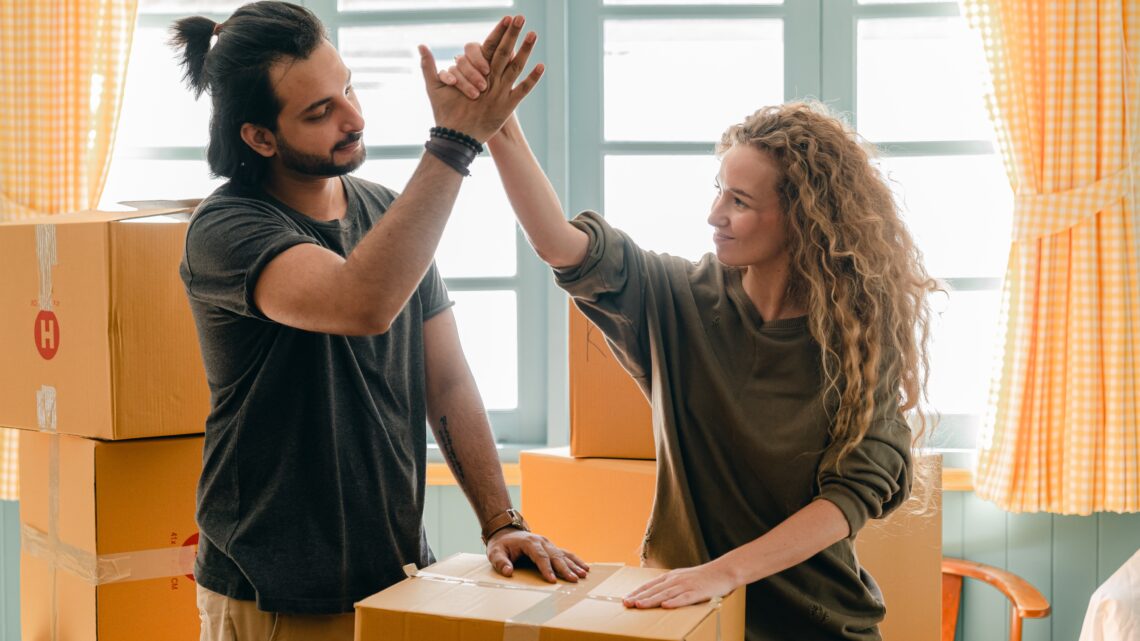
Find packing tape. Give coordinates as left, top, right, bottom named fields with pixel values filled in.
left=401, top=563, right=726, bottom=641
left=21, top=523, right=196, bottom=585
left=36, top=224, right=56, bottom=312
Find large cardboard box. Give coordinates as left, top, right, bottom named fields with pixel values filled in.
left=19, top=431, right=203, bottom=641
left=568, top=304, right=654, bottom=459
left=520, top=447, right=942, bottom=641
left=0, top=209, right=208, bottom=439
left=355, top=552, right=745, bottom=641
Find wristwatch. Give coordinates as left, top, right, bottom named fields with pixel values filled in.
left=481, top=508, right=530, bottom=545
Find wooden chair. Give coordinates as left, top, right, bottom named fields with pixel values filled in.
left=942, top=557, right=1051, bottom=641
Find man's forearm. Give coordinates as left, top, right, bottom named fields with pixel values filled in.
left=339, top=154, right=464, bottom=331
left=428, top=380, right=513, bottom=527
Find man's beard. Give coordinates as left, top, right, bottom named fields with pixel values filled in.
left=276, top=131, right=366, bottom=177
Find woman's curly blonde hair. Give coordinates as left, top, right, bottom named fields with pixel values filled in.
left=718, top=101, right=940, bottom=471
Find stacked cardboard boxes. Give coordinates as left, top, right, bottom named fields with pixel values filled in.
left=519, top=305, right=942, bottom=640
left=0, top=209, right=209, bottom=640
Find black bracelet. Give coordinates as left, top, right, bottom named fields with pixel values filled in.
left=430, top=126, right=483, bottom=154
left=424, top=138, right=476, bottom=176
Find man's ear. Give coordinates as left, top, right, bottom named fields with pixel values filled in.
left=240, top=123, right=277, bottom=159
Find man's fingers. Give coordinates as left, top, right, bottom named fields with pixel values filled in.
left=524, top=541, right=556, bottom=583
left=503, top=31, right=538, bottom=83
left=418, top=44, right=440, bottom=88
left=509, top=63, right=545, bottom=109
left=549, top=553, right=579, bottom=583
left=490, top=15, right=525, bottom=74
left=563, top=556, right=589, bottom=579
left=565, top=551, right=590, bottom=574
left=455, top=55, right=486, bottom=91
left=488, top=547, right=514, bottom=577
left=480, top=15, right=511, bottom=63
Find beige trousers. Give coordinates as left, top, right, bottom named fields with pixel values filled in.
left=197, top=583, right=355, bottom=641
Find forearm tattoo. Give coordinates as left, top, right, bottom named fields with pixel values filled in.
left=437, top=415, right=465, bottom=483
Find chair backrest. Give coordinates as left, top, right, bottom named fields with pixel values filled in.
left=941, top=557, right=1051, bottom=641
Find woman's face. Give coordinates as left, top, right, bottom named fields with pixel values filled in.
left=707, top=144, right=788, bottom=270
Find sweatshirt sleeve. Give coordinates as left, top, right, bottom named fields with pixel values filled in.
left=554, top=210, right=659, bottom=379
left=815, top=416, right=914, bottom=538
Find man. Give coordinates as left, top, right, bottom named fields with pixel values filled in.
left=169, top=3, right=586, bottom=639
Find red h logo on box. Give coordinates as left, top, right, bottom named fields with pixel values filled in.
left=34, top=310, right=59, bottom=360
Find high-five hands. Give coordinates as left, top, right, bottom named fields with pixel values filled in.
left=437, top=16, right=537, bottom=106
left=418, top=15, right=543, bottom=142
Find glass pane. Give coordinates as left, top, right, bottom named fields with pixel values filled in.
left=139, top=0, right=243, bottom=11
left=927, top=289, right=1002, bottom=416
left=604, top=155, right=721, bottom=260
left=98, top=159, right=223, bottom=210
left=605, top=20, right=782, bottom=141
left=339, top=22, right=498, bottom=147
left=117, top=28, right=213, bottom=148
left=877, top=154, right=1012, bottom=278
left=450, top=291, right=518, bottom=410
left=857, top=18, right=992, bottom=142
left=857, top=0, right=930, bottom=4
left=341, top=0, right=510, bottom=8
left=607, top=0, right=779, bottom=4
left=351, top=156, right=517, bottom=278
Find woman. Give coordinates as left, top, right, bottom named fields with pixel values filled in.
left=444, top=31, right=938, bottom=640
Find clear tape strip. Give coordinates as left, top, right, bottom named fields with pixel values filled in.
left=35, top=224, right=56, bottom=312
left=401, top=564, right=725, bottom=641
left=21, top=523, right=196, bottom=586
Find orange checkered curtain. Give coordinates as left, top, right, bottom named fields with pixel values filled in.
left=964, top=0, right=1139, bottom=514
left=0, top=1, right=137, bottom=500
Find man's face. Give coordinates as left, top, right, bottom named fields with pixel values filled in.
left=267, top=40, right=366, bottom=177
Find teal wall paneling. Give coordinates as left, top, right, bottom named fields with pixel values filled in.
left=1007, top=512, right=1053, bottom=641
left=1052, top=515, right=1101, bottom=641
left=961, top=492, right=1010, bottom=640
left=0, top=501, right=17, bottom=641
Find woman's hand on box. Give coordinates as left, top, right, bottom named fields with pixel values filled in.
left=623, top=562, right=737, bottom=609
left=486, top=529, right=590, bottom=583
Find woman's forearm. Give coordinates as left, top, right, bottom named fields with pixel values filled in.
left=712, top=499, right=851, bottom=587
left=487, top=115, right=589, bottom=269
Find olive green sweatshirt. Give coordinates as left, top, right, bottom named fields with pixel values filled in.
left=555, top=211, right=913, bottom=641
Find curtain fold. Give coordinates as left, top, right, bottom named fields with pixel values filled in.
left=964, top=0, right=1139, bottom=514
left=0, top=0, right=138, bottom=500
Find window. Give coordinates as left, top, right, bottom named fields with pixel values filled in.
left=107, top=0, right=1009, bottom=456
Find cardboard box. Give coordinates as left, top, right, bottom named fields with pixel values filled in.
left=19, top=430, right=203, bottom=641
left=0, top=209, right=208, bottom=439
left=355, top=553, right=744, bottom=641
left=520, top=447, right=942, bottom=641
left=568, top=304, right=654, bottom=459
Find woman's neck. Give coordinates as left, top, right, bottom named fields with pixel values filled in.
left=741, top=260, right=805, bottom=322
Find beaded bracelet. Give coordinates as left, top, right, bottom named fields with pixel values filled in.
left=430, top=126, right=483, bottom=155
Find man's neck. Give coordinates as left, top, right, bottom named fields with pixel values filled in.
left=263, top=172, right=348, bottom=222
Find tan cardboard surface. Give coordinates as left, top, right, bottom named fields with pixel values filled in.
left=568, top=304, right=654, bottom=459
left=0, top=209, right=208, bottom=439
left=19, top=431, right=203, bottom=641
left=520, top=447, right=942, bottom=641
left=355, top=553, right=744, bottom=641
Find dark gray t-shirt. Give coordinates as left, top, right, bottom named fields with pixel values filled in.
left=180, top=175, right=452, bottom=614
